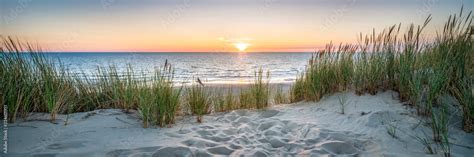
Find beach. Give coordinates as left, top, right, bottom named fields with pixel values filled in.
left=6, top=90, right=474, bottom=156
left=2, top=3, right=473, bottom=157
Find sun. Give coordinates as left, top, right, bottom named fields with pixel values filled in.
left=233, top=42, right=250, bottom=51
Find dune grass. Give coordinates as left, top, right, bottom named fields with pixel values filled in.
left=453, top=78, right=474, bottom=132
left=0, top=37, right=78, bottom=122
left=0, top=45, right=37, bottom=122
left=430, top=104, right=449, bottom=143
left=151, top=70, right=182, bottom=127
left=289, top=8, right=472, bottom=156
left=410, top=69, right=426, bottom=115
left=238, top=89, right=252, bottom=109
left=273, top=85, right=289, bottom=104
left=414, top=131, right=437, bottom=154
left=75, top=63, right=182, bottom=127
left=41, top=67, right=76, bottom=122
left=1, top=36, right=271, bottom=126
left=187, top=84, right=211, bottom=123
left=296, top=44, right=357, bottom=101
left=0, top=37, right=182, bottom=127
left=94, top=65, right=140, bottom=112
left=212, top=90, right=226, bottom=113
left=292, top=9, right=473, bottom=133
left=250, top=69, right=270, bottom=109
left=137, top=81, right=154, bottom=128
left=137, top=69, right=181, bottom=128
left=237, top=68, right=271, bottom=109
left=224, top=89, right=237, bottom=110
left=290, top=74, right=305, bottom=102
left=191, top=69, right=272, bottom=112
left=213, top=88, right=237, bottom=112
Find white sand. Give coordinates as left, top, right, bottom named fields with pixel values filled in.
left=5, top=90, right=474, bottom=157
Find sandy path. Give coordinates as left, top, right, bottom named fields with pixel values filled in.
left=5, top=90, right=474, bottom=157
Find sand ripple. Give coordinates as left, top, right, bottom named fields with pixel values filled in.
left=106, top=109, right=375, bottom=156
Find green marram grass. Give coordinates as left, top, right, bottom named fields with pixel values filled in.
left=273, top=85, right=289, bottom=104
left=289, top=8, right=472, bottom=156
left=237, top=68, right=271, bottom=109
left=0, top=37, right=182, bottom=127
left=187, top=84, right=211, bottom=123
left=213, top=88, right=237, bottom=112
left=291, top=9, right=473, bottom=135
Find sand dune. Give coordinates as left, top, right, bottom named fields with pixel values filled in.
left=6, top=90, right=474, bottom=156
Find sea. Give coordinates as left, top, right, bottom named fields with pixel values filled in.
left=43, top=52, right=313, bottom=85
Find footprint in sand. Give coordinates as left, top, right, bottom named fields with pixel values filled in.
left=105, top=109, right=377, bottom=156
left=320, top=141, right=359, bottom=155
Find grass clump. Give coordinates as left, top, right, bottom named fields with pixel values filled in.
left=137, top=81, right=154, bottom=128
left=224, top=89, right=237, bottom=110
left=94, top=65, right=139, bottom=112
left=213, top=88, right=236, bottom=112
left=414, top=131, right=437, bottom=154
left=40, top=67, right=76, bottom=122
left=289, top=8, right=472, bottom=155
left=149, top=65, right=182, bottom=127
left=80, top=62, right=182, bottom=128
left=293, top=8, right=473, bottom=132
left=301, top=46, right=357, bottom=101
left=273, top=85, right=289, bottom=104
left=238, top=90, right=253, bottom=109
left=208, top=71, right=271, bottom=112
left=430, top=103, right=449, bottom=143
left=187, top=83, right=211, bottom=123
left=237, top=68, right=270, bottom=109
left=0, top=42, right=37, bottom=122
left=0, top=37, right=182, bottom=127
left=453, top=78, right=474, bottom=132
left=290, top=74, right=305, bottom=102
left=250, top=68, right=270, bottom=109
left=0, top=37, right=78, bottom=122
left=212, top=90, right=226, bottom=113
left=410, top=69, right=427, bottom=115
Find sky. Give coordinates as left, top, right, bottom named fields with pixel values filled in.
left=1, top=0, right=472, bottom=52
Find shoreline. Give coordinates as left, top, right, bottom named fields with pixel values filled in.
left=190, top=82, right=292, bottom=92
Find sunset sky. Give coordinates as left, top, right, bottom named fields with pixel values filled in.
left=1, top=0, right=472, bottom=52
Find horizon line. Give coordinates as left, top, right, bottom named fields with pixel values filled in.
left=39, top=51, right=315, bottom=53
